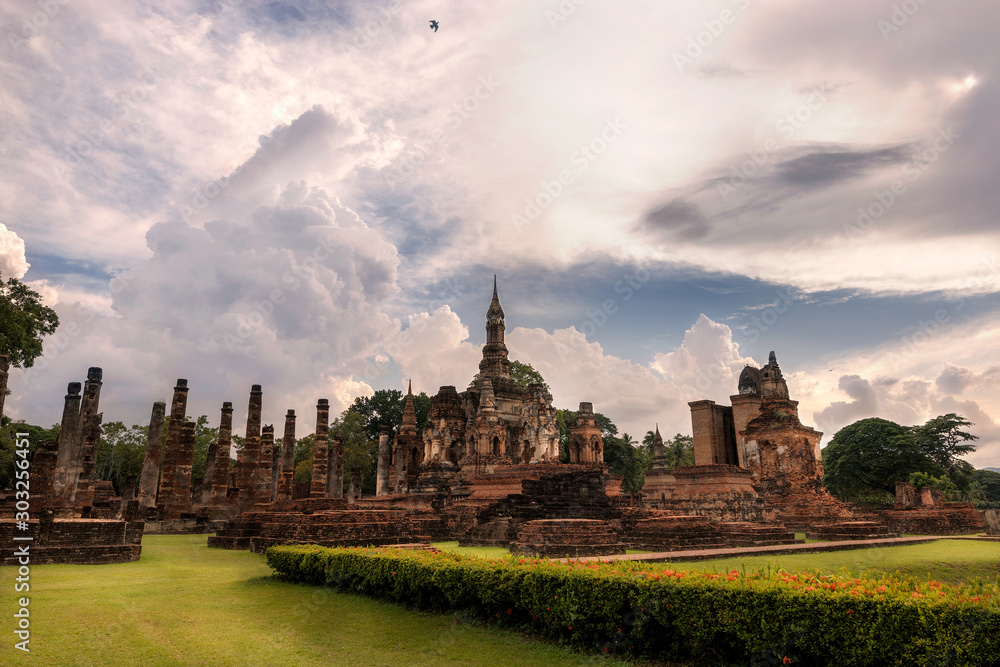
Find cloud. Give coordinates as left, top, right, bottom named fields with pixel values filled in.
left=0, top=223, right=28, bottom=279
left=651, top=314, right=757, bottom=402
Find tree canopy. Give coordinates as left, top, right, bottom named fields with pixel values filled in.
left=0, top=274, right=59, bottom=368
left=822, top=414, right=979, bottom=500
left=350, top=389, right=430, bottom=442
left=510, top=360, right=549, bottom=392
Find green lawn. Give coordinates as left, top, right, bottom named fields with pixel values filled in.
left=665, top=539, right=1000, bottom=584
left=0, top=535, right=631, bottom=666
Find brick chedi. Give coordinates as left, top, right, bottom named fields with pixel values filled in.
left=237, top=385, right=263, bottom=510
left=309, top=399, right=330, bottom=498
left=137, top=401, right=166, bottom=508
left=568, top=402, right=603, bottom=463
left=276, top=409, right=296, bottom=501
left=682, top=352, right=852, bottom=529
left=210, top=402, right=234, bottom=506
left=423, top=279, right=560, bottom=466
left=396, top=383, right=422, bottom=475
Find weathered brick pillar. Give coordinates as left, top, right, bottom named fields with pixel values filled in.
left=347, top=466, right=362, bottom=504
left=52, top=382, right=83, bottom=503
left=309, top=399, right=329, bottom=498
left=376, top=427, right=391, bottom=496
left=237, top=385, right=263, bottom=511
left=255, top=425, right=275, bottom=505
left=276, top=409, right=296, bottom=501
left=137, top=401, right=166, bottom=508
left=0, top=354, right=9, bottom=424
left=688, top=400, right=718, bottom=466
left=156, top=379, right=190, bottom=516
left=270, top=425, right=281, bottom=502
left=328, top=429, right=344, bottom=499
left=73, top=411, right=104, bottom=509
left=210, top=403, right=233, bottom=506
left=164, top=421, right=196, bottom=519
left=200, top=433, right=217, bottom=506
left=63, top=368, right=103, bottom=506
left=393, top=433, right=408, bottom=494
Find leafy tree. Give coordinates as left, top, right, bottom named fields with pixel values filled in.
left=971, top=469, right=1000, bottom=501
left=190, top=416, right=218, bottom=487
left=907, top=472, right=962, bottom=501
left=292, top=434, right=314, bottom=484
left=510, top=360, right=549, bottom=392
left=662, top=433, right=695, bottom=469
left=333, top=409, right=378, bottom=495
left=822, top=417, right=924, bottom=499
left=96, top=421, right=146, bottom=495
left=0, top=274, right=59, bottom=368
left=901, top=413, right=977, bottom=490
left=0, top=420, right=59, bottom=489
left=350, top=389, right=430, bottom=442
left=603, top=431, right=649, bottom=492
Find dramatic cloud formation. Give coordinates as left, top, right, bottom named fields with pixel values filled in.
left=1, top=1, right=998, bottom=467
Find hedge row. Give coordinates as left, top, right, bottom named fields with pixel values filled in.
left=266, top=545, right=1000, bottom=666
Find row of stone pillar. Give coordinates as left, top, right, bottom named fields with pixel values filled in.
left=51, top=367, right=105, bottom=509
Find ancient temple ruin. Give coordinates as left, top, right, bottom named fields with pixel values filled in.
left=420, top=278, right=562, bottom=468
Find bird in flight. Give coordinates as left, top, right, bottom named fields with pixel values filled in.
left=429, top=20, right=439, bottom=32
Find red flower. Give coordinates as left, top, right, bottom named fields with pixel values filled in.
left=783, top=657, right=792, bottom=665
left=568, top=625, right=573, bottom=631
left=507, top=608, right=512, bottom=615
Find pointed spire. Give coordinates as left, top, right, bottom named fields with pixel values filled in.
left=768, top=351, right=778, bottom=367
left=401, top=382, right=417, bottom=428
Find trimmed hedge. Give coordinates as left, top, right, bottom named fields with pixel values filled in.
left=267, top=545, right=1000, bottom=666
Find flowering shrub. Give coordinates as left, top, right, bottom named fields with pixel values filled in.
left=266, top=545, right=1000, bottom=666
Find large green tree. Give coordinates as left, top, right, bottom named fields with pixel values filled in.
left=350, top=389, right=430, bottom=442
left=822, top=414, right=978, bottom=500
left=0, top=274, right=59, bottom=368
left=822, top=417, right=922, bottom=498
left=96, top=421, right=147, bottom=495
left=901, top=413, right=977, bottom=490
left=510, top=360, right=549, bottom=392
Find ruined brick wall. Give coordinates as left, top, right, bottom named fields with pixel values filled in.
left=209, top=403, right=233, bottom=506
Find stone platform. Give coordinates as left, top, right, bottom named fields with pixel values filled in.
left=805, top=521, right=899, bottom=541
left=0, top=518, right=143, bottom=565
left=510, top=519, right=625, bottom=558
left=207, top=502, right=430, bottom=554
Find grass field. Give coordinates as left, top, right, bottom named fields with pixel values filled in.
left=0, top=535, right=629, bottom=667
left=667, top=539, right=1000, bottom=584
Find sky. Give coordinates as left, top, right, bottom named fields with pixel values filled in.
left=1, top=0, right=999, bottom=467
